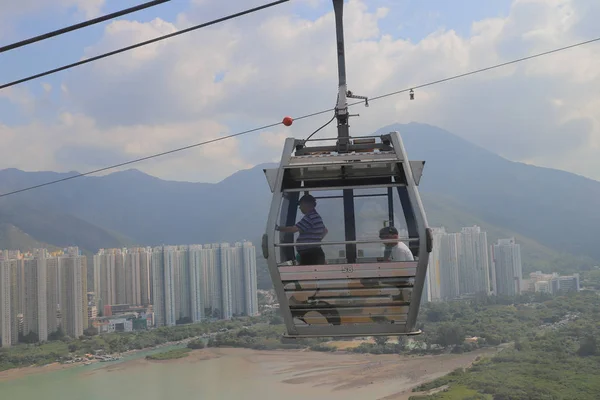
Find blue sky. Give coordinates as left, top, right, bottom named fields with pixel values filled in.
left=303, top=0, right=512, bottom=38
left=0, top=0, right=511, bottom=118
left=0, top=0, right=598, bottom=183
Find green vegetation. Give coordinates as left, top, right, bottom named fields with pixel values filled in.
left=206, top=324, right=322, bottom=351
left=146, top=348, right=191, bottom=361
left=419, top=193, right=598, bottom=276
left=410, top=385, right=489, bottom=400
left=0, top=222, right=57, bottom=253
left=581, top=268, right=600, bottom=290
left=0, top=201, right=129, bottom=255
left=256, top=256, right=272, bottom=290
left=187, top=339, right=205, bottom=349
left=410, top=290, right=600, bottom=400
left=3, top=287, right=600, bottom=400
left=0, top=317, right=259, bottom=371
left=346, top=292, right=559, bottom=356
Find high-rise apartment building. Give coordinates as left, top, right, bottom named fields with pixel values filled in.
left=93, top=249, right=118, bottom=310
left=125, top=250, right=142, bottom=306
left=458, top=226, right=491, bottom=296
left=140, top=249, right=151, bottom=306
left=424, top=228, right=444, bottom=302
left=188, top=245, right=205, bottom=323
left=491, top=238, right=523, bottom=297
left=436, top=231, right=461, bottom=301
left=115, top=250, right=126, bottom=305
left=7, top=260, right=20, bottom=345
left=174, top=246, right=190, bottom=322
left=46, top=257, right=60, bottom=335
left=163, top=246, right=177, bottom=326
left=152, top=246, right=177, bottom=327
left=95, top=247, right=151, bottom=310
left=202, top=244, right=221, bottom=317
left=0, top=260, right=11, bottom=347
left=0, top=250, right=21, bottom=262
left=1, top=247, right=89, bottom=344
left=94, top=241, right=258, bottom=327
left=241, top=242, right=258, bottom=317
left=426, top=226, right=497, bottom=302
left=151, top=247, right=165, bottom=326
left=23, top=250, right=48, bottom=342
left=59, top=249, right=88, bottom=338
left=219, top=244, right=234, bottom=320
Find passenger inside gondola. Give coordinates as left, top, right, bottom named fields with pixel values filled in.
left=379, top=226, right=414, bottom=262
left=276, top=194, right=328, bottom=265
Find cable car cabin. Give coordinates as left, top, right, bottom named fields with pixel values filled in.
left=262, top=132, right=433, bottom=339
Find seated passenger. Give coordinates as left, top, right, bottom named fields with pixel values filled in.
left=276, top=194, right=328, bottom=265
left=379, top=226, right=414, bottom=261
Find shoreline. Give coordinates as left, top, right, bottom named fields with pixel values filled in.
left=0, top=336, right=197, bottom=382
left=0, top=343, right=501, bottom=399
left=0, top=361, right=78, bottom=382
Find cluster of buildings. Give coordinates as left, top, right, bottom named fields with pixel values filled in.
left=0, top=224, right=583, bottom=347
left=421, top=226, right=580, bottom=303
left=92, top=242, right=258, bottom=328
left=524, top=271, right=580, bottom=294
left=0, top=242, right=258, bottom=348
left=0, top=247, right=88, bottom=348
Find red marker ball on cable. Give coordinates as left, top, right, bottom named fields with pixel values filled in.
left=282, top=116, right=293, bottom=126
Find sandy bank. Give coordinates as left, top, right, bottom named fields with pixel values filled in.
left=223, top=347, right=499, bottom=399
left=0, top=361, right=83, bottom=382
left=0, top=346, right=500, bottom=399
left=0, top=337, right=195, bottom=382
left=109, top=346, right=497, bottom=398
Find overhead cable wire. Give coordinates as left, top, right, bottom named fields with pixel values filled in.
left=0, top=121, right=285, bottom=198
left=305, top=114, right=336, bottom=141
left=366, top=36, right=600, bottom=104
left=0, top=35, right=599, bottom=198
left=304, top=92, right=339, bottom=140
left=0, top=0, right=290, bottom=91
left=0, top=0, right=172, bottom=54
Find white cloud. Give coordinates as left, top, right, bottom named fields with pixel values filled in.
left=1, top=0, right=600, bottom=183
left=63, top=0, right=104, bottom=18
left=0, top=86, right=35, bottom=112
left=258, top=131, right=288, bottom=150
left=0, top=111, right=249, bottom=182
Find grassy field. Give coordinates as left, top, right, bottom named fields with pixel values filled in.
left=145, top=348, right=191, bottom=361
left=410, top=384, right=493, bottom=399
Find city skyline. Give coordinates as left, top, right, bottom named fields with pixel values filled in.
left=0, top=241, right=259, bottom=348
left=94, top=242, right=259, bottom=326
left=0, top=247, right=87, bottom=347
left=422, top=225, right=579, bottom=304
left=0, top=229, right=582, bottom=348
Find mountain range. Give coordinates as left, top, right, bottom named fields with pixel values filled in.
left=0, top=122, right=597, bottom=284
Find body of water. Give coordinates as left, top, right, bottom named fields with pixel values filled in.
left=0, top=345, right=408, bottom=400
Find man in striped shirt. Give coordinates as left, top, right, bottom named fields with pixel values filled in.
left=276, top=194, right=328, bottom=265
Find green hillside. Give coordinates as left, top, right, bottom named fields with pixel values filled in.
left=0, top=122, right=597, bottom=284
left=0, top=223, right=58, bottom=252
left=421, top=192, right=595, bottom=275
left=0, top=201, right=132, bottom=254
